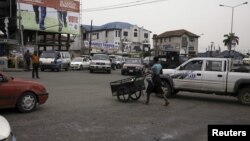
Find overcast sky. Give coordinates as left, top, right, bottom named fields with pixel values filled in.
left=81, top=0, right=250, bottom=53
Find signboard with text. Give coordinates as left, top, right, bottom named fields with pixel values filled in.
left=17, top=0, right=80, bottom=34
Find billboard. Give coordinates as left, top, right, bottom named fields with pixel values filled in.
left=17, top=0, right=80, bottom=34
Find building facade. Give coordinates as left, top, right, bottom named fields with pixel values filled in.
left=152, top=29, right=199, bottom=57
left=79, top=22, right=151, bottom=54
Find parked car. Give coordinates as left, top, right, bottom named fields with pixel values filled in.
left=121, top=58, right=145, bottom=75
left=89, top=54, right=111, bottom=73
left=109, top=55, right=126, bottom=69
left=161, top=57, right=250, bottom=105
left=39, top=51, right=71, bottom=72
left=0, top=115, right=16, bottom=141
left=70, top=57, right=90, bottom=70
left=0, top=72, right=49, bottom=112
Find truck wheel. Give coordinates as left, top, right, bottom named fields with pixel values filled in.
left=162, top=80, right=172, bottom=98
left=238, top=88, right=250, bottom=105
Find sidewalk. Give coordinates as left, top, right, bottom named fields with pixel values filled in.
left=1, top=68, right=25, bottom=72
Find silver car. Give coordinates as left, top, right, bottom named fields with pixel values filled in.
left=89, top=54, right=111, bottom=73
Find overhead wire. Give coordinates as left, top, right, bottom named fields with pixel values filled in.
left=82, top=0, right=149, bottom=11
left=82, top=0, right=170, bottom=12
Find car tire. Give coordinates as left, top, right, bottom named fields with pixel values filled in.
left=121, top=71, right=125, bottom=75
left=16, top=92, right=37, bottom=113
left=41, top=68, right=44, bottom=72
left=90, top=69, right=93, bottom=73
left=80, top=65, right=83, bottom=70
left=107, top=70, right=111, bottom=74
left=238, top=88, right=250, bottom=105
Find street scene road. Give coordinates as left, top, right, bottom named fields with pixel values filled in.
left=1, top=70, right=250, bottom=141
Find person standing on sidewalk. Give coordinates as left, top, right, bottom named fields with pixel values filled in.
left=24, top=50, right=31, bottom=71
left=31, top=51, right=40, bottom=79
left=144, top=56, right=170, bottom=106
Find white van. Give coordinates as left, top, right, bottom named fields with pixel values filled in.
left=39, top=51, right=71, bottom=71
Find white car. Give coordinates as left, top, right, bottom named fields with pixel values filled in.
left=70, top=57, right=90, bottom=70
left=89, top=54, right=111, bottom=73
left=0, top=115, right=16, bottom=141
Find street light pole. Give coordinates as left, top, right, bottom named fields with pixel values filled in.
left=219, top=2, right=248, bottom=58
left=219, top=2, right=248, bottom=34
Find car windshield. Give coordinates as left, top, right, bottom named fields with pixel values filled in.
left=72, top=58, right=83, bottom=62
left=40, top=52, right=56, bottom=58
left=92, top=55, right=109, bottom=60
left=126, top=59, right=141, bottom=64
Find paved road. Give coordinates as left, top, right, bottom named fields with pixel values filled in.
left=1, top=70, right=250, bottom=141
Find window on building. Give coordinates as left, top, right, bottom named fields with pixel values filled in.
left=169, top=37, right=171, bottom=42
left=182, top=37, right=188, bottom=47
left=189, top=47, right=194, bottom=50
left=134, top=32, right=138, bottom=37
left=144, top=33, right=148, bottom=38
left=96, top=33, right=99, bottom=39
left=123, top=31, right=128, bottom=36
left=134, top=29, right=138, bottom=37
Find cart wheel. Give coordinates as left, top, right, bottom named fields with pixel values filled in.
left=117, top=86, right=130, bottom=102
left=130, top=91, right=142, bottom=101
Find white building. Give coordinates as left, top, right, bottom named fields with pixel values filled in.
left=153, top=29, right=200, bottom=57
left=82, top=22, right=151, bottom=54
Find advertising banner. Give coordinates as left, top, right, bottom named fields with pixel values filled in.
left=17, top=0, right=80, bottom=34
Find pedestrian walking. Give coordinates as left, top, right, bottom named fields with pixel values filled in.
left=144, top=56, right=170, bottom=106
left=31, top=50, right=40, bottom=79
left=24, top=50, right=31, bottom=71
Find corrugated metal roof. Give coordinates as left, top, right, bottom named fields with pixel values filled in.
left=82, top=22, right=151, bottom=32
left=154, top=29, right=199, bottom=38
left=82, top=22, right=132, bottom=32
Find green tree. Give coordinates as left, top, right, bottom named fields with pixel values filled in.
left=223, top=33, right=239, bottom=53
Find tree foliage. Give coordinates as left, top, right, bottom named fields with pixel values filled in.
left=223, top=33, right=239, bottom=51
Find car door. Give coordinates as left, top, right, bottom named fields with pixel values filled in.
left=201, top=60, right=226, bottom=92
left=0, top=75, right=16, bottom=108
left=172, top=59, right=204, bottom=91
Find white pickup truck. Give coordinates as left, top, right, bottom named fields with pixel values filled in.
left=161, top=57, right=250, bottom=105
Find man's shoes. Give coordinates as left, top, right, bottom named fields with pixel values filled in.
left=143, top=101, right=149, bottom=105
left=163, top=101, right=170, bottom=106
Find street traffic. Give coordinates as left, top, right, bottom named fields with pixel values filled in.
left=1, top=69, right=250, bottom=141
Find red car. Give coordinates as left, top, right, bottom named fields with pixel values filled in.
left=0, top=72, right=48, bottom=113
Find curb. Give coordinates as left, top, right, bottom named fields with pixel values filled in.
left=1, top=69, right=25, bottom=72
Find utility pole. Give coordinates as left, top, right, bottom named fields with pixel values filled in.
left=89, top=20, right=92, bottom=55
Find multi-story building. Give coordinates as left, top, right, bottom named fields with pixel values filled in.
left=81, top=22, right=151, bottom=54
left=153, top=29, right=200, bottom=57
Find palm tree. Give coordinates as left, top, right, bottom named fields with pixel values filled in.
left=223, top=33, right=239, bottom=57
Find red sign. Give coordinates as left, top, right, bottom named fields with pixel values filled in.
left=18, top=0, right=80, bottom=12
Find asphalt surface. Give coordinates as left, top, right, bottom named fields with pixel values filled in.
left=1, top=69, right=250, bottom=141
